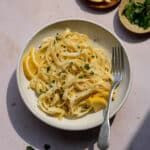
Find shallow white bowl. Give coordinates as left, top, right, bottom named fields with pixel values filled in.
left=17, top=19, right=131, bottom=131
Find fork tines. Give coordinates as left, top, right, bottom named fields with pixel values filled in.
left=112, top=46, right=124, bottom=74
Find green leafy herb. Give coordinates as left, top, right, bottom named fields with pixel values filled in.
left=123, top=0, right=150, bottom=29
left=84, top=64, right=90, bottom=70
left=145, top=0, right=150, bottom=5
left=26, top=146, right=35, bottom=150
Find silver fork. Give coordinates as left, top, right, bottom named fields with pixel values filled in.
left=97, top=46, right=124, bottom=150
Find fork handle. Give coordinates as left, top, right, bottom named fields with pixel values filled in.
left=98, top=119, right=110, bottom=150
left=97, top=84, right=117, bottom=150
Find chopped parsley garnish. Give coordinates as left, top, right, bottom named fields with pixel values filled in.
left=26, top=146, right=35, bottom=150
left=56, top=33, right=61, bottom=41
left=123, top=0, right=150, bottom=29
left=70, top=62, right=73, bottom=65
left=39, top=89, right=43, bottom=93
left=84, top=64, right=90, bottom=70
left=78, top=75, right=83, bottom=79
left=91, top=55, right=95, bottom=58
left=77, top=45, right=80, bottom=48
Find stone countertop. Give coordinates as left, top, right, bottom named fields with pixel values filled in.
left=0, top=0, right=150, bottom=150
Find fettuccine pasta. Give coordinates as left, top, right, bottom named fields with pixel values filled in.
left=22, top=29, right=112, bottom=119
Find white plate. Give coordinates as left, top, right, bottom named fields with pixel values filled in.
left=17, top=19, right=132, bottom=131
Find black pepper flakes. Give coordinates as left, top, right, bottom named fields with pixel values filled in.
left=84, top=64, right=90, bottom=70
left=78, top=75, right=83, bottom=79
left=52, top=80, right=55, bottom=83
left=47, top=66, right=50, bottom=72
left=90, top=71, right=94, bottom=75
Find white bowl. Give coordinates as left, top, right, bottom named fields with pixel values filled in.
left=17, top=19, right=132, bottom=131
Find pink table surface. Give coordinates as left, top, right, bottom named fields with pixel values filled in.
left=0, top=0, right=150, bottom=150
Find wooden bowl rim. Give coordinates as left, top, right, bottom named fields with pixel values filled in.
left=87, top=0, right=120, bottom=9
left=118, top=0, right=150, bottom=34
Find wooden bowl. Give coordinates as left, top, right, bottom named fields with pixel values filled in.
left=118, top=0, right=150, bottom=34
left=86, top=0, right=120, bottom=9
